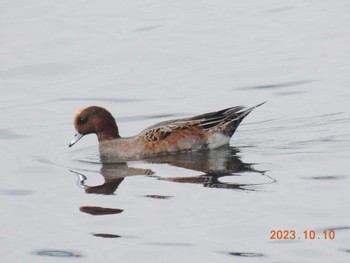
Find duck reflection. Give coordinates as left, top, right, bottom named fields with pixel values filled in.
left=144, top=147, right=258, bottom=176
left=145, top=147, right=269, bottom=190
left=71, top=163, right=153, bottom=195
left=72, top=147, right=269, bottom=195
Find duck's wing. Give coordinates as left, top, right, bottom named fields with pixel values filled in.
left=139, top=103, right=265, bottom=142
left=139, top=119, right=202, bottom=142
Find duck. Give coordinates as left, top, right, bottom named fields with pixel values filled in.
left=69, top=102, right=265, bottom=159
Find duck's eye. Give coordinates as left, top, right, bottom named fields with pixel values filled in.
left=77, top=116, right=88, bottom=125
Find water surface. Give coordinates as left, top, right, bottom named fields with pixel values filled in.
left=1, top=1, right=350, bottom=262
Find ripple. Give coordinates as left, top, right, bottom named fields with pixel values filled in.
left=32, top=249, right=81, bottom=258
left=143, top=195, right=174, bottom=199
left=304, top=175, right=347, bottom=181
left=92, top=233, right=121, bottom=238
left=79, top=206, right=123, bottom=216
left=133, top=25, right=161, bottom=32
left=227, top=251, right=266, bottom=257
left=237, top=79, right=317, bottom=90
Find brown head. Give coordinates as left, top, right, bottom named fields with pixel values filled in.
left=69, top=106, right=120, bottom=147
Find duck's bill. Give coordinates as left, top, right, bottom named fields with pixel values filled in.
left=69, top=133, right=84, bottom=147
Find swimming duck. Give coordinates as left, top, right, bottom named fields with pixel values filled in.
left=69, top=103, right=264, bottom=159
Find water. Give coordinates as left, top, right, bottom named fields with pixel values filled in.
left=1, top=1, right=350, bottom=262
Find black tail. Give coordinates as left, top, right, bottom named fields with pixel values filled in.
left=219, top=101, right=266, bottom=137
left=189, top=102, right=265, bottom=137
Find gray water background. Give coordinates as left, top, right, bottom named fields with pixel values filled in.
left=1, top=1, right=350, bottom=262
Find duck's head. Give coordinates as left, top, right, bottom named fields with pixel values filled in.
left=69, top=106, right=120, bottom=147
